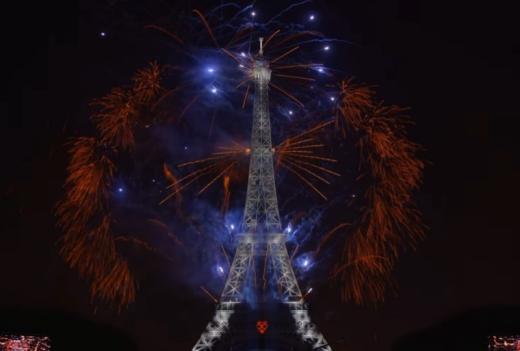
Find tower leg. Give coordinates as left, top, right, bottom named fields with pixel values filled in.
left=192, top=237, right=253, bottom=351
left=291, top=306, right=332, bottom=351
left=192, top=305, right=234, bottom=351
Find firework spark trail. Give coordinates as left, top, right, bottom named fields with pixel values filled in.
left=272, top=63, right=317, bottom=70
left=275, top=120, right=339, bottom=198
left=221, top=175, right=231, bottom=214
left=267, top=31, right=321, bottom=51
left=147, top=219, right=186, bottom=249
left=221, top=244, right=231, bottom=267
left=290, top=244, right=300, bottom=261
left=144, top=24, right=184, bottom=44
left=161, top=144, right=248, bottom=205
left=199, top=286, right=218, bottom=303
left=265, top=0, right=313, bottom=25
left=197, top=162, right=238, bottom=195
left=225, top=24, right=253, bottom=48
left=242, top=84, right=250, bottom=109
left=159, top=166, right=219, bottom=205
left=262, top=29, right=281, bottom=50
left=280, top=162, right=327, bottom=200
left=315, top=223, right=350, bottom=256
left=273, top=73, right=315, bottom=81
left=193, top=9, right=220, bottom=48
left=282, top=158, right=331, bottom=184
left=270, top=46, right=300, bottom=64
left=269, top=82, right=304, bottom=107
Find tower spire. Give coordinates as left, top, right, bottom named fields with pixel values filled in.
left=259, top=37, right=264, bottom=56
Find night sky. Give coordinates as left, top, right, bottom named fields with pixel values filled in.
left=2, top=1, right=520, bottom=350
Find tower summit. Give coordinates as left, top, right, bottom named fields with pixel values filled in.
left=192, top=39, right=332, bottom=351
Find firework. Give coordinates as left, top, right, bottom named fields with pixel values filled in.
left=332, top=79, right=425, bottom=304
left=56, top=3, right=425, bottom=310
left=57, top=62, right=165, bottom=308
left=276, top=120, right=340, bottom=200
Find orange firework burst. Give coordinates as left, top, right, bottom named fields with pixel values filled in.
left=160, top=143, right=249, bottom=205
left=57, top=62, right=165, bottom=308
left=276, top=120, right=340, bottom=200
left=330, top=78, right=425, bottom=304
left=91, top=62, right=163, bottom=150
left=56, top=138, right=136, bottom=308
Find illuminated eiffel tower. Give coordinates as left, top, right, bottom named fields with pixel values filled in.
left=192, top=39, right=332, bottom=351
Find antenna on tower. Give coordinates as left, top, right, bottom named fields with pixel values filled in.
left=259, top=37, right=264, bottom=56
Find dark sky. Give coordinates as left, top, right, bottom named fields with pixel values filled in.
left=1, top=1, right=519, bottom=350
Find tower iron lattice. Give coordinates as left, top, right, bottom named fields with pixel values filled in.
left=192, top=39, right=332, bottom=351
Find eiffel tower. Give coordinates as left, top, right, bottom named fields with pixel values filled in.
left=192, top=39, right=332, bottom=351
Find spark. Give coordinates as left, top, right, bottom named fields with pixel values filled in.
left=193, top=9, right=219, bottom=48
left=143, top=24, right=184, bottom=44
left=329, top=96, right=336, bottom=101
left=100, top=31, right=106, bottom=37
left=269, top=82, right=304, bottom=107
left=206, top=67, right=215, bottom=73
left=210, top=86, right=218, bottom=94
left=262, top=29, right=281, bottom=50
left=240, top=52, right=246, bottom=57
left=309, top=14, right=315, bottom=21
left=288, top=110, right=293, bottom=115
left=251, top=11, right=256, bottom=17
left=199, top=286, right=218, bottom=303
left=276, top=120, right=339, bottom=199
left=117, top=187, right=124, bottom=193
left=273, top=73, right=315, bottom=82
left=271, top=46, right=300, bottom=64
left=323, top=45, right=330, bottom=51
left=230, top=224, right=235, bottom=230
left=161, top=143, right=247, bottom=205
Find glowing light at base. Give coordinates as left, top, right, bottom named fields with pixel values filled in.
left=489, top=335, right=520, bottom=350
left=0, top=335, right=51, bottom=351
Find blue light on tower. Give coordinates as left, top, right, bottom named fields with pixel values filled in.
left=216, top=265, right=225, bottom=276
